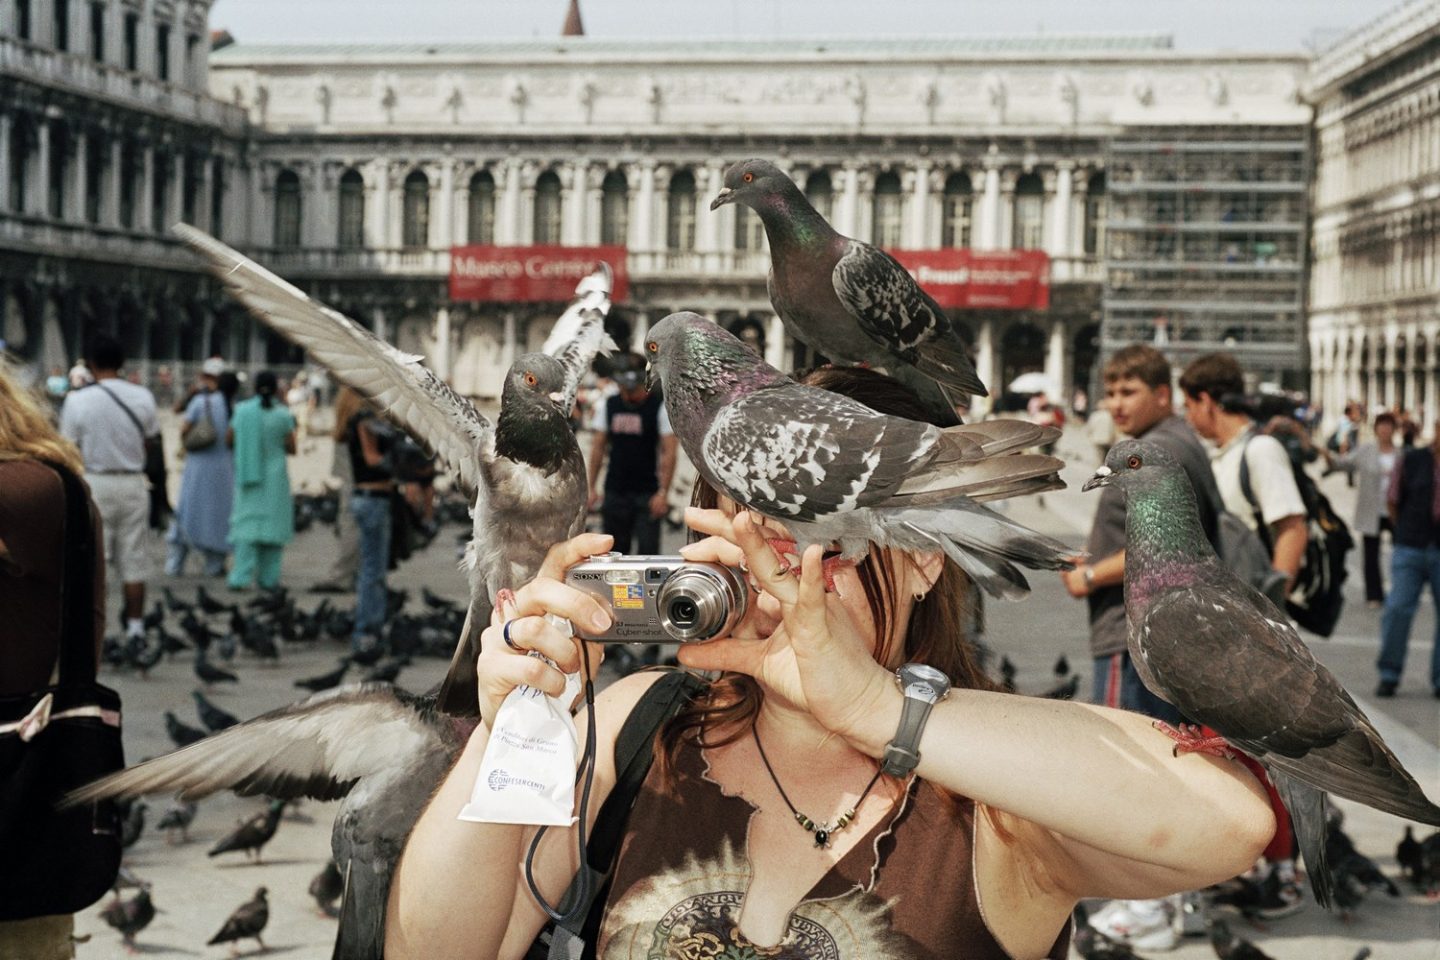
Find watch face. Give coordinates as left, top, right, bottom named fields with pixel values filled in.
left=898, top=663, right=950, bottom=703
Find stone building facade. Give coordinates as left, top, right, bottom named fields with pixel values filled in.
left=208, top=36, right=1309, bottom=404
left=0, top=0, right=248, bottom=379
left=1307, top=0, right=1440, bottom=432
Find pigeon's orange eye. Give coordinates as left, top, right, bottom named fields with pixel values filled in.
left=524, top=372, right=537, bottom=387
left=647, top=341, right=658, bottom=354
left=1127, top=455, right=1142, bottom=469
left=743, top=172, right=754, bottom=183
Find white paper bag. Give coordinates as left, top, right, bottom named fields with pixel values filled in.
left=459, top=648, right=583, bottom=826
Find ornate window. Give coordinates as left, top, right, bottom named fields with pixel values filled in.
left=468, top=170, right=495, bottom=244
left=273, top=168, right=302, bottom=249
left=1012, top=172, right=1044, bottom=249
left=7, top=120, right=27, bottom=214
left=600, top=170, right=628, bottom=246
left=182, top=154, right=199, bottom=225
left=122, top=10, right=136, bottom=70
left=941, top=172, right=973, bottom=248
left=53, top=0, right=68, bottom=51
left=89, top=1, right=103, bottom=59
left=533, top=169, right=562, bottom=245
left=16, top=0, right=31, bottom=41
left=401, top=169, right=429, bottom=248
left=84, top=136, right=102, bottom=223
left=734, top=206, right=765, bottom=252
left=337, top=168, right=365, bottom=249
left=118, top=141, right=136, bottom=227
left=805, top=170, right=833, bottom=221
left=666, top=169, right=697, bottom=251
left=1084, top=172, right=1107, bottom=256
left=155, top=22, right=169, bottom=81
left=872, top=171, right=903, bottom=248
left=47, top=122, right=65, bottom=218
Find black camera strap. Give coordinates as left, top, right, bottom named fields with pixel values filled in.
left=528, top=669, right=707, bottom=960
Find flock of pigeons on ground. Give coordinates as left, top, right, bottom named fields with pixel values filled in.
left=64, top=161, right=1440, bottom=956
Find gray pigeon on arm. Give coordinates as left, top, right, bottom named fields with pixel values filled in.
left=711, top=158, right=985, bottom=425
left=174, top=225, right=613, bottom=716
left=643, top=312, right=1071, bottom=598
left=66, top=683, right=465, bottom=960
left=1083, top=438, right=1440, bottom=909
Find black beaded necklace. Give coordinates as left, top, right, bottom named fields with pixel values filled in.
left=751, top=725, right=884, bottom=849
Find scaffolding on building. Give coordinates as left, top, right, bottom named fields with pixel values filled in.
left=1100, top=126, right=1311, bottom=387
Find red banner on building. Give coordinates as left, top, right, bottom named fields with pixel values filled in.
left=887, top=249, right=1050, bottom=310
left=449, top=245, right=629, bottom=303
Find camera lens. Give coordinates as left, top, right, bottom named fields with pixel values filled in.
left=656, top=566, right=747, bottom=642
left=668, top=597, right=698, bottom=626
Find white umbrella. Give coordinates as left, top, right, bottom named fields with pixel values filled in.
left=1008, top=371, right=1060, bottom=396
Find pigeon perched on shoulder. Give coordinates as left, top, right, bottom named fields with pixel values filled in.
left=65, top=683, right=468, bottom=960
left=643, top=312, right=1070, bottom=597
left=100, top=886, right=155, bottom=950
left=175, top=225, right=614, bottom=717
left=1085, top=438, right=1440, bottom=908
left=208, top=798, right=286, bottom=862
left=711, top=158, right=985, bottom=424
left=209, top=886, right=269, bottom=953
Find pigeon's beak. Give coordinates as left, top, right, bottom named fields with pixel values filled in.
left=547, top=391, right=565, bottom=405
left=710, top=187, right=735, bottom=211
left=644, top=364, right=658, bottom=392
left=1081, top=465, right=1113, bottom=492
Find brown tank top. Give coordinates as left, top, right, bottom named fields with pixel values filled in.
left=597, top=736, right=1072, bottom=959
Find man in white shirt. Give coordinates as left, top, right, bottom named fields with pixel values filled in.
left=60, top=334, right=160, bottom=641
left=1179, top=353, right=1308, bottom=591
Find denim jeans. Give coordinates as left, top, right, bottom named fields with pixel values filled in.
left=1378, top=543, right=1440, bottom=689
left=1092, top=652, right=1182, bottom=725
left=350, top=493, right=392, bottom=644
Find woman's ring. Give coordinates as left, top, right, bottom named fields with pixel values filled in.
left=502, top=619, right=521, bottom=651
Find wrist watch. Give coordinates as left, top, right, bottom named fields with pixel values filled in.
left=880, top=663, right=951, bottom=778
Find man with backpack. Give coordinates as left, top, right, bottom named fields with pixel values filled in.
left=1378, top=422, right=1440, bottom=699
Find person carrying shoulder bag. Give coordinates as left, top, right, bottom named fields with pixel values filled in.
left=0, top=359, right=122, bottom=959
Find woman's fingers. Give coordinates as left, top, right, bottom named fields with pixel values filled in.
left=487, top=615, right=584, bottom=671
left=536, top=532, right=615, bottom=582
left=476, top=648, right=569, bottom=700
left=510, top=578, right=614, bottom=636
left=791, top=544, right=829, bottom=639
left=733, top=512, right=800, bottom=604
left=678, top=534, right=747, bottom=568
left=675, top=636, right=761, bottom=675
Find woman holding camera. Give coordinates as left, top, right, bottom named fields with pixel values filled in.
left=386, top=371, right=1274, bottom=960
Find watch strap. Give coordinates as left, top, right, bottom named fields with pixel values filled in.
left=880, top=693, right=932, bottom=778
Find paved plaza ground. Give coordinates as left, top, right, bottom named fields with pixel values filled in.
left=73, top=419, right=1439, bottom=959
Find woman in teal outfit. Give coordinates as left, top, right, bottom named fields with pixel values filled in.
left=226, top=371, right=297, bottom=590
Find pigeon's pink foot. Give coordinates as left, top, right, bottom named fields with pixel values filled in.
left=493, top=588, right=518, bottom=617
left=817, top=554, right=856, bottom=592
left=1152, top=720, right=1235, bottom=759
left=765, top=539, right=800, bottom=574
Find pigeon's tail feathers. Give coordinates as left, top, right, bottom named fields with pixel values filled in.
left=943, top=418, right=1061, bottom=457
left=1258, top=723, right=1440, bottom=827
left=1270, top=772, right=1334, bottom=910
left=892, top=451, right=1065, bottom=505
left=436, top=604, right=482, bottom=718
left=333, top=857, right=386, bottom=960
left=912, top=336, right=989, bottom=398
left=881, top=500, right=1075, bottom=600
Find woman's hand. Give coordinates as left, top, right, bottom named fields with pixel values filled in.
left=676, top=509, right=892, bottom=741
left=473, top=533, right=615, bottom=724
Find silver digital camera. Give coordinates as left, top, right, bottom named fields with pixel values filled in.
left=565, top=553, right=748, bottom=643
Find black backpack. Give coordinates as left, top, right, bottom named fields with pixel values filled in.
left=1239, top=433, right=1354, bottom=637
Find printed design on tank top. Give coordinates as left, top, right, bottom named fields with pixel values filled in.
left=598, top=837, right=920, bottom=960
left=610, top=411, right=647, bottom=435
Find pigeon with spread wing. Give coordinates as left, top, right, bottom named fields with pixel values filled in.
left=174, top=226, right=614, bottom=715
left=67, top=683, right=464, bottom=960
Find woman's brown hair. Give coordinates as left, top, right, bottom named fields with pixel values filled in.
left=332, top=386, right=368, bottom=441
left=0, top=356, right=84, bottom=474
left=655, top=366, right=1001, bottom=809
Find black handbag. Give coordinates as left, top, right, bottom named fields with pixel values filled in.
left=0, top=462, right=125, bottom=920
